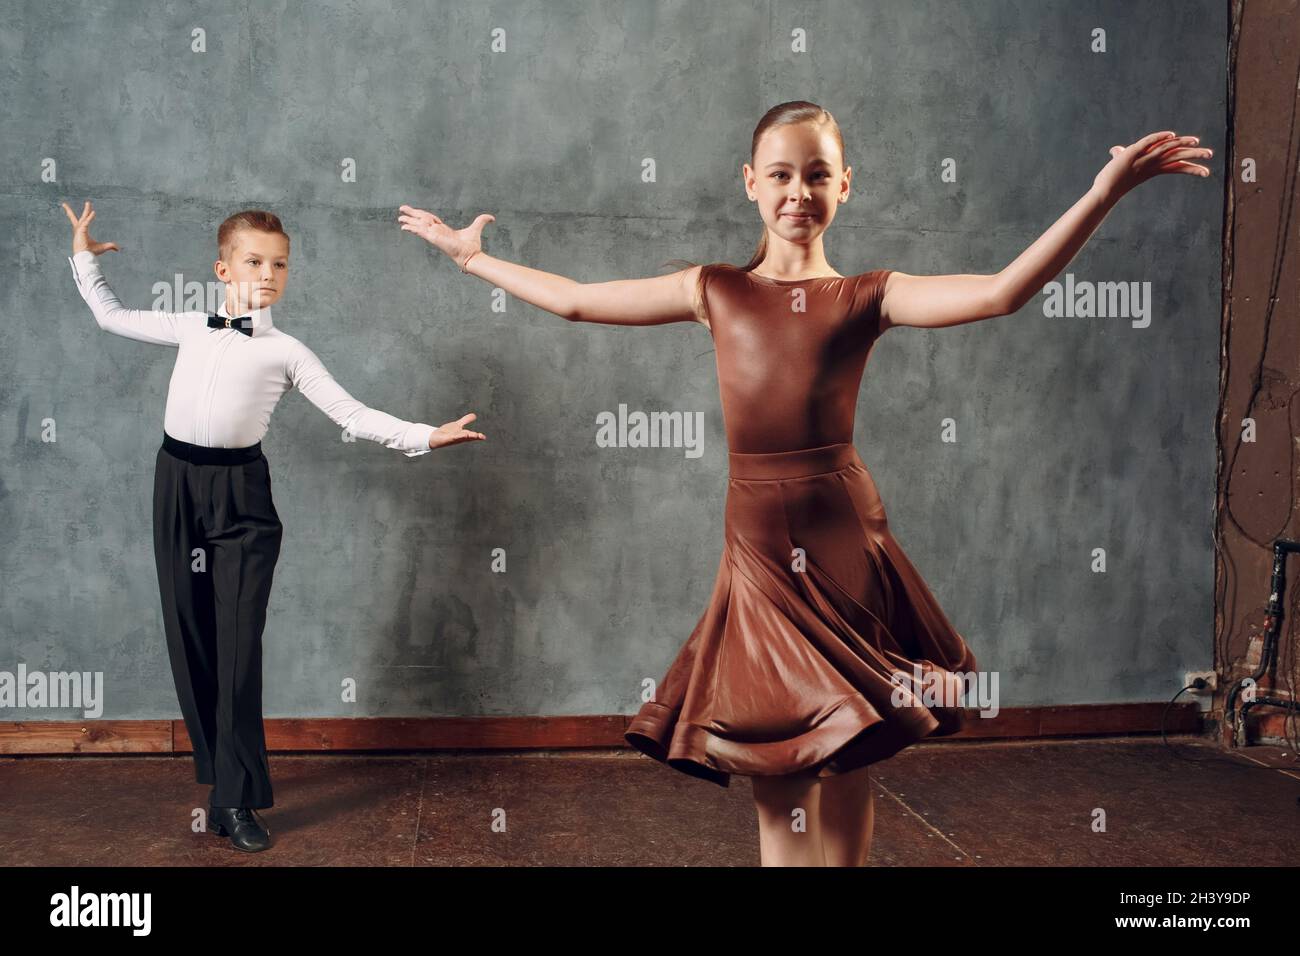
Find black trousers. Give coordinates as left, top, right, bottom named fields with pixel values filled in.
left=152, top=432, right=282, bottom=809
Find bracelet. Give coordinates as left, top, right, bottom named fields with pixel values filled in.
left=460, top=250, right=482, bottom=274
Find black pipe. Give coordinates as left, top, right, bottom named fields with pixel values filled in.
left=1226, top=538, right=1300, bottom=746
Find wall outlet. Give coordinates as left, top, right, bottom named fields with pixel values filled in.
left=1184, top=670, right=1217, bottom=692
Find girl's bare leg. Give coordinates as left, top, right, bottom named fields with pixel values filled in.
left=817, top=765, right=875, bottom=866
left=751, top=772, right=826, bottom=866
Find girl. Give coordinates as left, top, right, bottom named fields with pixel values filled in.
left=398, top=101, right=1211, bottom=867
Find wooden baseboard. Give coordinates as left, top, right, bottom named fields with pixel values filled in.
left=0, top=703, right=1206, bottom=755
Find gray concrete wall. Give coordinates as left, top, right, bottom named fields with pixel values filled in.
left=0, top=0, right=1224, bottom=720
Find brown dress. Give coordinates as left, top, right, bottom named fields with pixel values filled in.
left=624, top=263, right=979, bottom=787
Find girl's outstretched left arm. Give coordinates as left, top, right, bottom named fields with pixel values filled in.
left=879, top=130, right=1213, bottom=333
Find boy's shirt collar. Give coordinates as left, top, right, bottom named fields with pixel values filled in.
left=216, top=298, right=274, bottom=335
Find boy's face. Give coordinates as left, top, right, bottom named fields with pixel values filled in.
left=213, top=228, right=290, bottom=313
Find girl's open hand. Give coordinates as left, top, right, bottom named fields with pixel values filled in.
left=1092, top=131, right=1213, bottom=202
left=398, top=205, right=494, bottom=271
left=428, top=413, right=487, bottom=450
left=61, top=201, right=120, bottom=256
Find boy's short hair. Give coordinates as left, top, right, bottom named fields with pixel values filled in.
left=217, top=210, right=291, bottom=263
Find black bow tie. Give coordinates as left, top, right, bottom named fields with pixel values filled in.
left=207, top=314, right=253, bottom=337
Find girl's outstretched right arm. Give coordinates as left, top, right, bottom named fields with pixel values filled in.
left=397, top=205, right=706, bottom=327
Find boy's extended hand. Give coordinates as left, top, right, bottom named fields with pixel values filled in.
left=429, top=413, right=487, bottom=449
left=397, top=205, right=493, bottom=271
left=61, top=200, right=120, bottom=256
left=1092, top=130, right=1213, bottom=203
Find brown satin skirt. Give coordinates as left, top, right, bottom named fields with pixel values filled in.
left=624, top=441, right=979, bottom=787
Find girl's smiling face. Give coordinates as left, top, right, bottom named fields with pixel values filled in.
left=743, top=122, right=852, bottom=246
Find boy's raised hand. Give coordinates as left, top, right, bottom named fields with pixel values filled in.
left=428, top=412, right=487, bottom=450
left=1092, top=130, right=1213, bottom=203
left=398, top=205, right=493, bottom=271
left=61, top=200, right=120, bottom=256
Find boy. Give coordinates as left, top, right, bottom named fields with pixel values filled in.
left=61, top=201, right=484, bottom=852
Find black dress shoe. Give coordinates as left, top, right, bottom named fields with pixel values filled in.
left=208, top=805, right=272, bottom=852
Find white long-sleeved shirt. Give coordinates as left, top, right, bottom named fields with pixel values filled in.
left=67, top=250, right=436, bottom=457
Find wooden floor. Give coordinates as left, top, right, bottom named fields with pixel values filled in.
left=2, top=737, right=1296, bottom=866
